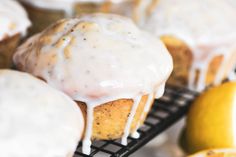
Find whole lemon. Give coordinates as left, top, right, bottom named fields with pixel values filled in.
left=184, top=82, right=236, bottom=153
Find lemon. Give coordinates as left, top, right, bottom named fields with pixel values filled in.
left=188, top=149, right=236, bottom=157
left=184, top=82, right=236, bottom=154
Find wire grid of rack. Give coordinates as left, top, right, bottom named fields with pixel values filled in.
left=74, top=85, right=198, bottom=157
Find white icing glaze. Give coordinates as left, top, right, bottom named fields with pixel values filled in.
left=121, top=95, right=142, bottom=145
left=14, top=13, right=173, bottom=154
left=0, top=70, right=84, bottom=157
left=131, top=130, right=140, bottom=139
left=14, top=14, right=173, bottom=106
left=132, top=0, right=158, bottom=26
left=131, top=83, right=165, bottom=138
left=82, top=105, right=94, bottom=155
left=0, top=0, right=31, bottom=41
left=155, top=83, right=165, bottom=99
left=131, top=93, right=154, bottom=139
left=141, top=0, right=236, bottom=91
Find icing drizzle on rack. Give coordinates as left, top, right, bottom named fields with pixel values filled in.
left=13, top=13, right=173, bottom=154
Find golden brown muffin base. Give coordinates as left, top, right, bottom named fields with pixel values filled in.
left=161, top=36, right=235, bottom=88
left=0, top=34, right=20, bottom=69
left=77, top=95, right=154, bottom=140
left=161, top=36, right=193, bottom=86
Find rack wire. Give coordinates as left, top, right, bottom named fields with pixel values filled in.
left=74, top=85, right=198, bottom=157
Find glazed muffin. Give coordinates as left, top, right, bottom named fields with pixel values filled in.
left=18, top=0, right=134, bottom=35
left=133, top=0, right=236, bottom=91
left=0, top=70, right=84, bottom=157
left=0, top=1, right=30, bottom=69
left=13, top=13, right=173, bottom=154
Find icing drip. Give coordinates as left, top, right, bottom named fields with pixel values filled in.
left=64, top=5, right=75, bottom=18
left=131, top=83, right=165, bottom=138
left=132, top=0, right=152, bottom=25
left=188, top=65, right=196, bottom=90
left=214, top=55, right=229, bottom=85
left=196, top=67, right=208, bottom=92
left=189, top=50, right=235, bottom=91
left=155, top=83, right=165, bottom=99
left=131, top=130, right=140, bottom=139
left=121, top=95, right=142, bottom=145
left=131, top=93, right=154, bottom=138
left=82, top=105, right=94, bottom=155
left=132, top=0, right=159, bottom=26
left=215, top=49, right=236, bottom=84
left=188, top=43, right=236, bottom=91
left=146, top=94, right=155, bottom=112
left=82, top=84, right=167, bottom=154
left=189, top=63, right=208, bottom=91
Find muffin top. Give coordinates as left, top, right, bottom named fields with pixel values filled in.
left=0, top=0, right=31, bottom=41
left=143, top=0, right=236, bottom=62
left=14, top=13, right=173, bottom=106
left=0, top=70, right=84, bottom=157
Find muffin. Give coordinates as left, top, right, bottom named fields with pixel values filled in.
left=18, top=0, right=134, bottom=35
left=0, top=70, right=84, bottom=157
left=134, top=0, right=236, bottom=91
left=13, top=13, right=173, bottom=154
left=0, top=0, right=30, bottom=68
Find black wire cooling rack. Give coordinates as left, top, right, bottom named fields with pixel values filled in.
left=74, top=85, right=198, bottom=157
